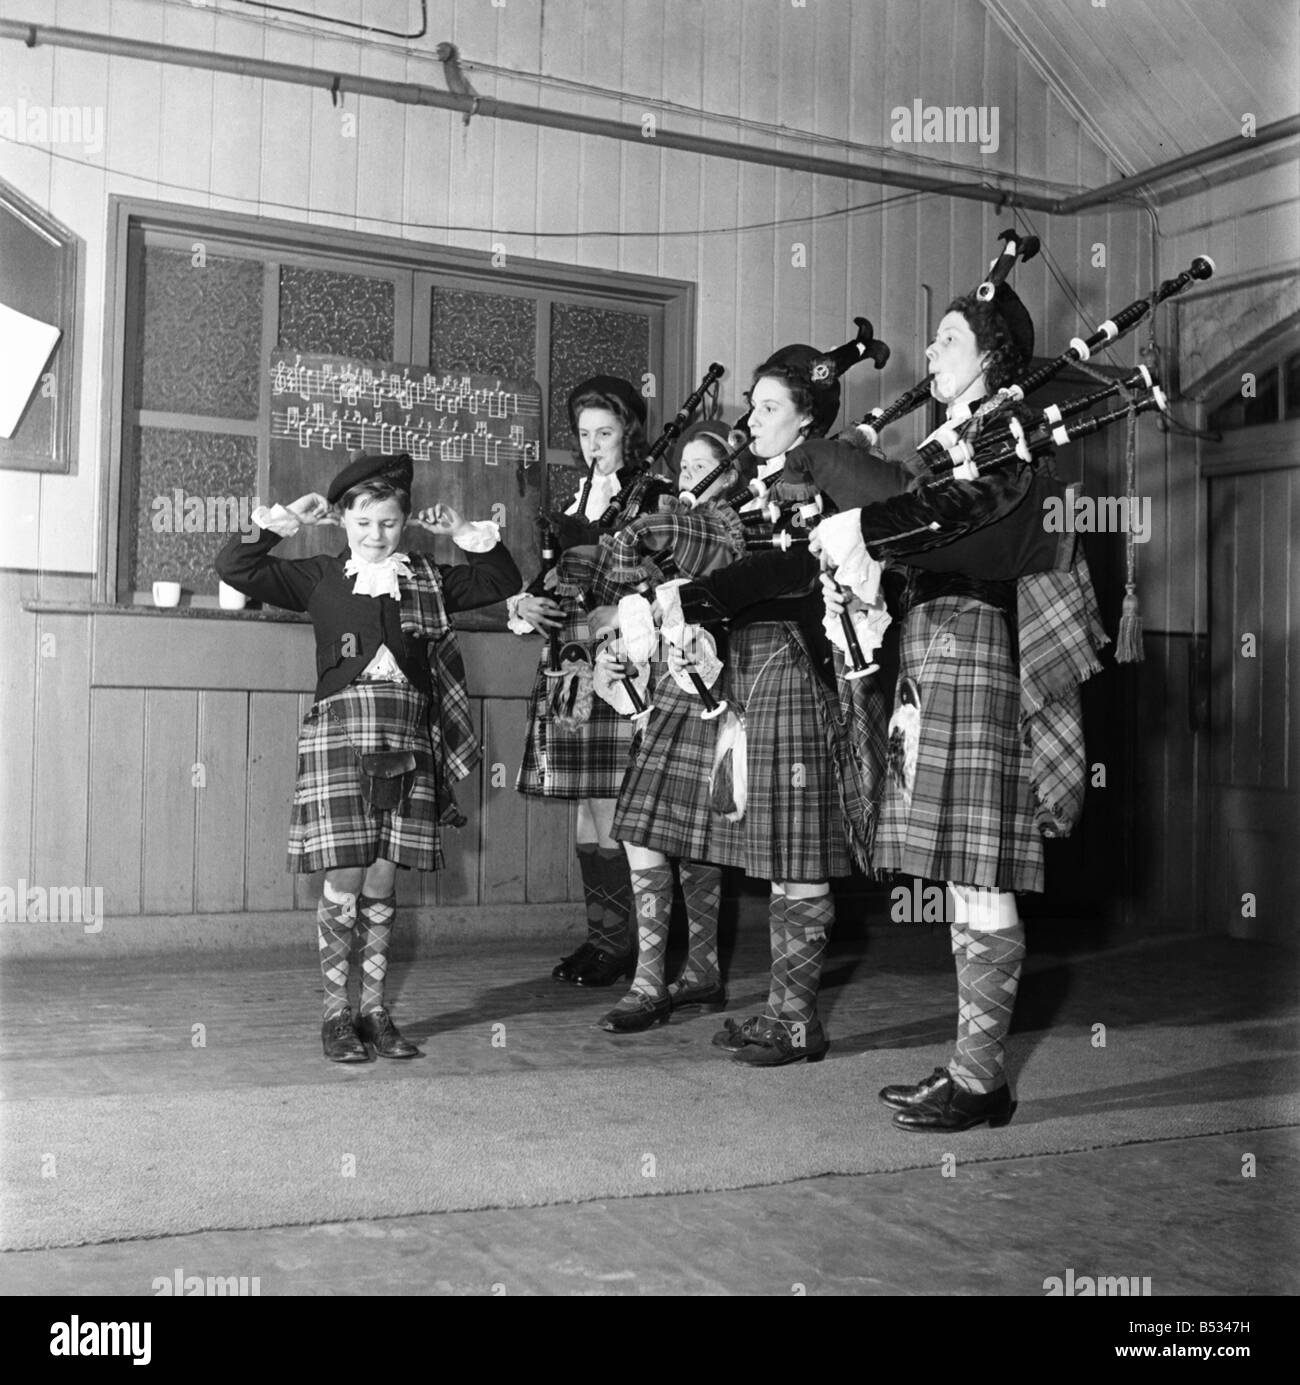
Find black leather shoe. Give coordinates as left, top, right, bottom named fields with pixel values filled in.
left=322, top=1007, right=370, bottom=1063
left=552, top=941, right=599, bottom=982
left=574, top=947, right=634, bottom=987
left=879, top=1066, right=953, bottom=1111
left=711, top=1015, right=774, bottom=1051
left=731, top=1018, right=829, bottom=1067
left=892, top=1082, right=1015, bottom=1132
left=597, top=991, right=672, bottom=1033
left=668, top=976, right=726, bottom=1012
left=356, top=1006, right=421, bottom=1059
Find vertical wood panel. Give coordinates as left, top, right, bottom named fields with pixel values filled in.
left=480, top=698, right=528, bottom=903
left=194, top=690, right=249, bottom=912
left=526, top=796, right=573, bottom=903
left=259, top=17, right=315, bottom=221
left=1258, top=468, right=1292, bottom=789
left=0, top=574, right=38, bottom=883
left=141, top=688, right=197, bottom=914
left=1231, top=474, right=1263, bottom=788
left=87, top=686, right=145, bottom=917
left=246, top=692, right=299, bottom=909
left=158, top=1, right=214, bottom=203
left=207, top=18, right=264, bottom=215
left=32, top=614, right=91, bottom=890
left=617, top=2, right=665, bottom=281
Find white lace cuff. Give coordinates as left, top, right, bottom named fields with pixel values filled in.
left=251, top=503, right=301, bottom=538
left=453, top=520, right=501, bottom=553
left=506, top=590, right=535, bottom=635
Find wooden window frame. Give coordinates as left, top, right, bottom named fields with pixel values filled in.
left=99, top=196, right=696, bottom=604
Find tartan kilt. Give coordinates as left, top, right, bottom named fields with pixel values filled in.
left=516, top=638, right=637, bottom=801
left=287, top=682, right=443, bottom=874
left=707, top=621, right=854, bottom=883
left=875, top=595, right=1043, bottom=892
left=612, top=667, right=746, bottom=863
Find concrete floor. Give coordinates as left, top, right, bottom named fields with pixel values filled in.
left=2, top=904, right=1297, bottom=1297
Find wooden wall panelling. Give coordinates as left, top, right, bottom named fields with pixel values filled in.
left=104, top=0, right=163, bottom=201
left=140, top=687, right=198, bottom=914
left=259, top=13, right=315, bottom=223
left=1229, top=472, right=1264, bottom=789
left=194, top=689, right=249, bottom=913
left=158, top=0, right=214, bottom=205
left=489, top=0, right=542, bottom=267
left=654, top=5, right=706, bottom=295
left=354, top=2, right=408, bottom=245
left=526, top=794, right=573, bottom=904
left=306, top=16, right=361, bottom=230
left=31, top=612, right=91, bottom=891
left=87, top=686, right=145, bottom=918
left=696, top=1, right=745, bottom=413
left=245, top=691, right=299, bottom=911
left=0, top=573, right=38, bottom=882
left=616, top=4, right=665, bottom=283
left=771, top=5, right=818, bottom=352
left=207, top=2, right=265, bottom=216
left=732, top=3, right=778, bottom=388
left=479, top=697, right=528, bottom=904
left=1257, top=466, right=1293, bottom=790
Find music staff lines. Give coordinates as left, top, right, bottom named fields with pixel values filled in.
left=270, top=360, right=541, bottom=419
left=270, top=411, right=541, bottom=465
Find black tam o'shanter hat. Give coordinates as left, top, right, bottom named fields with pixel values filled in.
left=566, top=375, right=649, bottom=434
left=990, top=282, right=1034, bottom=360
left=326, top=450, right=414, bottom=506
left=753, top=319, right=885, bottom=436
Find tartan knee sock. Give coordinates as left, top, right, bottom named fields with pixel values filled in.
left=781, top=894, right=834, bottom=1026
left=317, top=884, right=358, bottom=1019
left=592, top=846, right=633, bottom=953
left=677, top=860, right=722, bottom=986
left=949, top=923, right=976, bottom=1069
left=950, top=920, right=1025, bottom=1094
left=765, top=889, right=790, bottom=1021
left=357, top=893, right=396, bottom=1016
left=576, top=843, right=605, bottom=942
left=608, top=865, right=674, bottom=1011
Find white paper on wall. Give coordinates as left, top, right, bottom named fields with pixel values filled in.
left=0, top=301, right=62, bottom=438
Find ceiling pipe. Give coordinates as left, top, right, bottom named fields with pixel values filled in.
left=0, top=20, right=1063, bottom=212
left=1054, top=113, right=1300, bottom=213
left=2, top=21, right=1294, bottom=217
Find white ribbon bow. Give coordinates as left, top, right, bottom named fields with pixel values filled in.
left=343, top=552, right=414, bottom=599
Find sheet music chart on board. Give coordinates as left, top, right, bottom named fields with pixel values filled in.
left=269, top=352, right=543, bottom=469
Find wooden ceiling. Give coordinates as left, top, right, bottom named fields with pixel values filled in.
left=982, top=0, right=1298, bottom=177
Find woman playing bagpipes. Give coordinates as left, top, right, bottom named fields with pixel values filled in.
left=509, top=376, right=651, bottom=988
left=811, top=284, right=1109, bottom=1130
left=214, top=451, right=521, bottom=1062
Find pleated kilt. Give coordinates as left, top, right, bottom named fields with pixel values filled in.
left=287, top=681, right=442, bottom=874
left=875, top=595, right=1043, bottom=893
left=516, top=625, right=636, bottom=801
left=612, top=667, right=745, bottom=863
left=707, top=621, right=854, bottom=884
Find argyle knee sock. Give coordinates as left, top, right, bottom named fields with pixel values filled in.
left=591, top=845, right=633, bottom=954
left=949, top=919, right=976, bottom=1075
left=317, top=882, right=358, bottom=1019
left=764, top=889, right=790, bottom=1021
left=607, top=865, right=674, bottom=1013
left=576, top=843, right=605, bottom=944
left=357, top=892, right=396, bottom=1016
left=781, top=894, right=835, bottom=1027
left=677, top=860, right=722, bottom=987
left=950, top=910, right=1025, bottom=1094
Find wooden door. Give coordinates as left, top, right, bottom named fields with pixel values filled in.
left=1205, top=424, right=1300, bottom=941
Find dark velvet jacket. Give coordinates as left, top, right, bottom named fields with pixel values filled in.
left=215, top=527, right=521, bottom=703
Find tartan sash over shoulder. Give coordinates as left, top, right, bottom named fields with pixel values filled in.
left=398, top=558, right=481, bottom=820
left=1016, top=546, right=1109, bottom=837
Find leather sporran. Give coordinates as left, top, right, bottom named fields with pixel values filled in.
left=357, top=749, right=418, bottom=813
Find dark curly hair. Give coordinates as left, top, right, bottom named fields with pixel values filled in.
left=748, top=361, right=839, bottom=439
left=947, top=292, right=1027, bottom=393
left=569, top=388, right=651, bottom=470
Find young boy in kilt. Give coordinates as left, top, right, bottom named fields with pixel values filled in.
left=215, top=452, right=520, bottom=1062
left=813, top=286, right=1108, bottom=1130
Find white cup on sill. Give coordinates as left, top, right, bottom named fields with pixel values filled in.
left=218, top=581, right=247, bottom=610
left=152, top=581, right=182, bottom=608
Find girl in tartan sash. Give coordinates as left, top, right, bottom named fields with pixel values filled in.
left=215, top=451, right=520, bottom=1063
